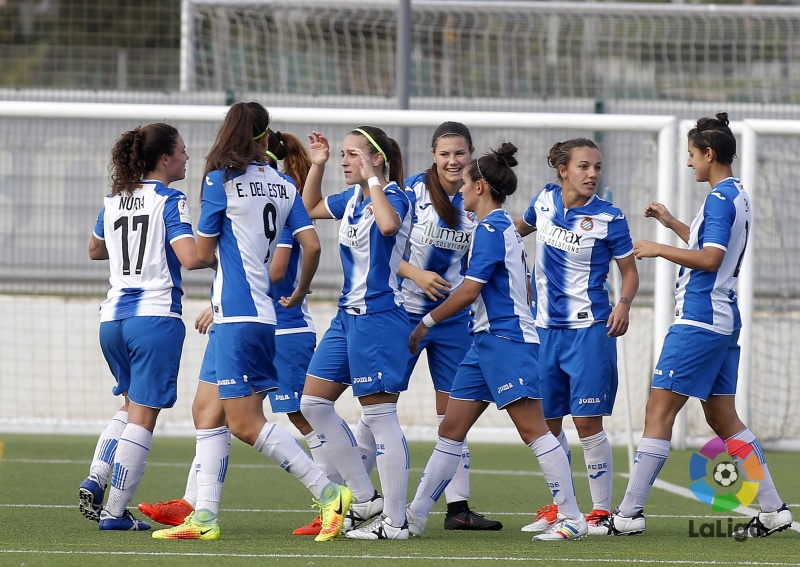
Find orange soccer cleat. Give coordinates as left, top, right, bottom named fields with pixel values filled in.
left=138, top=498, right=194, bottom=526
left=293, top=514, right=323, bottom=536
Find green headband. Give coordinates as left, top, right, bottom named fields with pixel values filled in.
left=253, top=126, right=269, bottom=141
left=354, top=128, right=387, bottom=164
left=265, top=150, right=279, bottom=162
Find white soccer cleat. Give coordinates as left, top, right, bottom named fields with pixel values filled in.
left=584, top=509, right=613, bottom=536
left=521, top=503, right=559, bottom=533
left=344, top=514, right=409, bottom=540
left=405, top=505, right=428, bottom=537
left=532, top=514, right=588, bottom=541
left=732, top=504, right=793, bottom=538
left=343, top=491, right=384, bottom=532
left=603, top=508, right=646, bottom=536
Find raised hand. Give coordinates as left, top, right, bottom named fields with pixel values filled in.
left=308, top=131, right=330, bottom=166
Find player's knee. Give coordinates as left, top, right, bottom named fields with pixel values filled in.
left=573, top=417, right=603, bottom=438
left=287, top=410, right=312, bottom=435
left=437, top=419, right=468, bottom=443
left=299, top=394, right=333, bottom=421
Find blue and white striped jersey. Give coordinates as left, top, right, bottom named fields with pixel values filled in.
left=402, top=172, right=477, bottom=314
left=273, top=227, right=316, bottom=335
left=94, top=180, right=195, bottom=322
left=522, top=184, right=633, bottom=329
left=465, top=208, right=539, bottom=344
left=674, top=177, right=750, bottom=334
left=198, top=162, right=314, bottom=325
left=324, top=182, right=411, bottom=314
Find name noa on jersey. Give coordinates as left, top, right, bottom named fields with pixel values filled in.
left=96, top=181, right=194, bottom=321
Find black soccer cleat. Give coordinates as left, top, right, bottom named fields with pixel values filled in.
left=444, top=507, right=503, bottom=531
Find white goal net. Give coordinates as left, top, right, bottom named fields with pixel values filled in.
left=0, top=102, right=798, bottom=451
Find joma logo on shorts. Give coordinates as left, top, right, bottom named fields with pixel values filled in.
left=578, top=397, right=600, bottom=404
left=497, top=382, right=513, bottom=394
left=274, top=394, right=290, bottom=401
left=217, top=379, right=237, bottom=386
left=353, top=376, right=373, bottom=384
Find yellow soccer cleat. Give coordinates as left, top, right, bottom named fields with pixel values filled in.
left=152, top=510, right=220, bottom=541
left=315, top=484, right=354, bottom=542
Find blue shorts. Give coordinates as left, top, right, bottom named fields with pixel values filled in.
left=449, top=333, right=540, bottom=409
left=306, top=307, right=410, bottom=397
left=269, top=331, right=316, bottom=413
left=198, top=328, right=217, bottom=385
left=652, top=325, right=740, bottom=401
left=99, top=316, right=185, bottom=409
left=538, top=323, right=618, bottom=419
left=213, top=322, right=277, bottom=400
left=401, top=310, right=471, bottom=392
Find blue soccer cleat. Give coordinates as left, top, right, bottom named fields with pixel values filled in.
left=78, top=475, right=106, bottom=522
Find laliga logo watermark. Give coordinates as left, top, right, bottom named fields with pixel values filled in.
left=687, top=436, right=764, bottom=541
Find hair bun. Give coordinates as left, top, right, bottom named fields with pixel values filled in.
left=493, top=142, right=518, bottom=168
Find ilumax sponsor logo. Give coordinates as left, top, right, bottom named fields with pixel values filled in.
left=338, top=223, right=359, bottom=247
left=537, top=220, right=582, bottom=254
left=420, top=221, right=471, bottom=251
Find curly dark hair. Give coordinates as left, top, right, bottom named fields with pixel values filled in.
left=109, top=123, right=179, bottom=196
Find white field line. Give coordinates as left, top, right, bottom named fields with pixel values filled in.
left=0, top=550, right=799, bottom=566
left=5, top=458, right=799, bottom=532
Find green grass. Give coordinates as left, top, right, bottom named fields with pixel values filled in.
left=0, top=434, right=797, bottom=566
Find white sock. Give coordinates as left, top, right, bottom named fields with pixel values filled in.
left=254, top=421, right=328, bottom=499
left=440, top=415, right=470, bottom=504
left=556, top=429, right=571, bottom=464
left=549, top=429, right=573, bottom=507
left=409, top=436, right=462, bottom=520
left=580, top=431, right=613, bottom=512
left=361, top=403, right=409, bottom=525
left=354, top=415, right=377, bottom=476
left=182, top=456, right=198, bottom=508
left=618, top=437, right=670, bottom=517
left=300, top=395, right=375, bottom=502
left=725, top=428, right=784, bottom=512
left=89, top=410, right=128, bottom=487
left=194, top=426, right=231, bottom=514
left=305, top=430, right=345, bottom=485
left=529, top=432, right=581, bottom=521
left=105, top=423, right=152, bottom=517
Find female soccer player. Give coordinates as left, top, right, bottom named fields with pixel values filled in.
left=137, top=129, right=341, bottom=537
left=150, top=102, right=351, bottom=542
left=605, top=113, right=793, bottom=537
left=78, top=123, right=208, bottom=531
left=405, top=143, right=587, bottom=542
left=299, top=127, right=413, bottom=540
left=514, top=138, right=639, bottom=535
left=352, top=121, right=501, bottom=531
